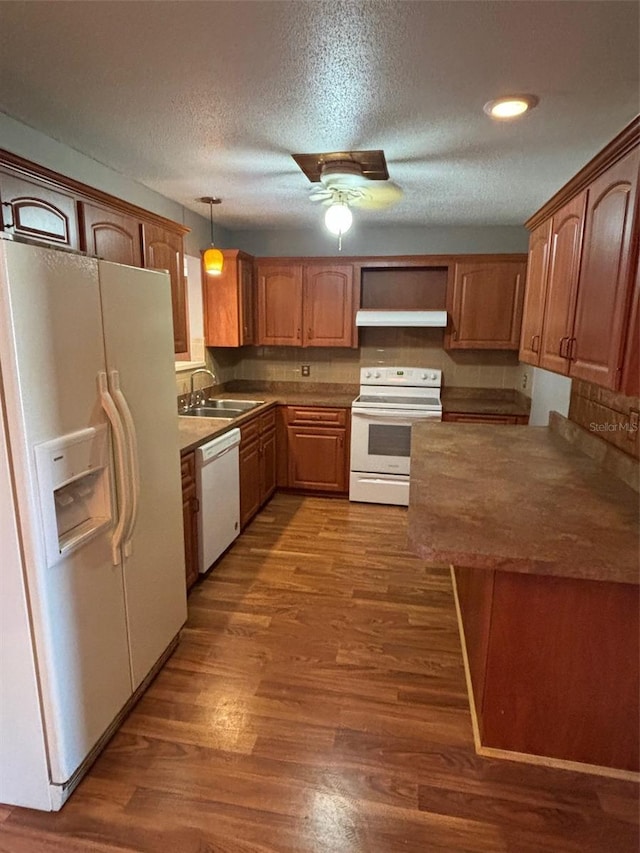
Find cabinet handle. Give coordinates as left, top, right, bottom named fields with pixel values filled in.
left=531, top=334, right=540, bottom=354
left=192, top=497, right=200, bottom=513
left=568, top=337, right=577, bottom=361
left=452, top=329, right=458, bottom=341
left=2, top=202, right=14, bottom=230
left=296, top=327, right=301, bottom=340
left=559, top=336, right=570, bottom=358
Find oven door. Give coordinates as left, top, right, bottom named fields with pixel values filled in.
left=350, top=408, right=440, bottom=475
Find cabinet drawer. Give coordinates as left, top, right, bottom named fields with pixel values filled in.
left=241, top=416, right=260, bottom=445
left=286, top=406, right=348, bottom=427
left=181, top=451, right=195, bottom=484
left=443, top=412, right=528, bottom=425
left=259, top=408, right=276, bottom=433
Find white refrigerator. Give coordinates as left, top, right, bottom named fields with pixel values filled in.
left=0, top=239, right=187, bottom=811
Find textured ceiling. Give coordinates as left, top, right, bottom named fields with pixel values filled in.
left=0, top=1, right=638, bottom=231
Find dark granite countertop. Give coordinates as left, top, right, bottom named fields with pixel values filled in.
left=408, top=414, right=639, bottom=585
left=441, top=387, right=531, bottom=417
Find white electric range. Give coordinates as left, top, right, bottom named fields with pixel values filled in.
left=349, top=366, right=442, bottom=506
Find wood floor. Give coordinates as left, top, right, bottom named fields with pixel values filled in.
left=1, top=494, right=638, bottom=852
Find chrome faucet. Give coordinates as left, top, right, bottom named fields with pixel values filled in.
left=189, top=368, right=217, bottom=406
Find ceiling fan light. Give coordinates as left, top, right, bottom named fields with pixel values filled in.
left=324, top=202, right=353, bottom=236
left=203, top=246, right=224, bottom=276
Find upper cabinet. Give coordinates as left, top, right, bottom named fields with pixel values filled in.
left=0, top=169, right=80, bottom=250
left=257, top=261, right=355, bottom=347
left=203, top=249, right=256, bottom=347
left=445, top=258, right=527, bottom=349
left=79, top=201, right=142, bottom=267
left=0, top=151, right=190, bottom=355
left=141, top=222, right=188, bottom=355
left=519, top=119, right=639, bottom=392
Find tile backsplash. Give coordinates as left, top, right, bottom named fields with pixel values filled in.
left=569, top=380, right=640, bottom=460
left=228, top=328, right=521, bottom=389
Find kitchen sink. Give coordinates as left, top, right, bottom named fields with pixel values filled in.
left=180, top=408, right=240, bottom=419
left=203, top=399, right=264, bottom=411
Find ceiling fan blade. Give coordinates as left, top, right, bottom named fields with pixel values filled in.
left=349, top=181, right=404, bottom=210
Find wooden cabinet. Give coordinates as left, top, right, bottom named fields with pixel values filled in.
left=257, top=261, right=354, bottom=347
left=141, top=221, right=187, bottom=354
left=257, top=264, right=303, bottom=345
left=203, top=249, right=256, bottom=347
left=302, top=265, right=354, bottom=346
left=239, top=408, right=277, bottom=529
left=445, top=259, right=527, bottom=349
left=0, top=169, right=80, bottom=249
left=520, top=120, right=639, bottom=392
left=181, top=452, right=199, bottom=592
left=443, top=412, right=529, bottom=425
left=570, top=147, right=638, bottom=387
left=519, top=221, right=552, bottom=364
left=538, top=192, right=587, bottom=374
left=79, top=201, right=143, bottom=266
left=282, top=406, right=349, bottom=493
left=0, top=150, right=189, bottom=357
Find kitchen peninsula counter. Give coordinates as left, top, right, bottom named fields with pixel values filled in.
left=408, top=414, right=638, bottom=585
left=408, top=413, right=639, bottom=777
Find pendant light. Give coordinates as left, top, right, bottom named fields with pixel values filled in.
left=199, top=196, right=224, bottom=276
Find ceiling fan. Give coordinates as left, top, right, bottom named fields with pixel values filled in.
left=292, top=149, right=403, bottom=246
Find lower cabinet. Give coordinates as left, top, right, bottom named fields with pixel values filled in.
left=181, top=451, right=200, bottom=591
left=443, top=412, right=529, bottom=425
left=281, top=406, right=350, bottom=493
left=239, top=408, right=277, bottom=529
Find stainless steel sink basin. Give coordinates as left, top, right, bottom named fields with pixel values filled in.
left=203, top=399, right=264, bottom=411
left=180, top=408, right=240, bottom=419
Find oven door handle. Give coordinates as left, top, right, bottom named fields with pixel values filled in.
left=352, top=409, right=440, bottom=420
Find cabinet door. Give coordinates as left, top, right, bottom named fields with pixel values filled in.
left=260, top=428, right=277, bottom=504
left=447, top=260, right=526, bottom=349
left=141, top=222, right=187, bottom=354
left=0, top=170, right=80, bottom=249
left=203, top=249, right=255, bottom=347
left=257, top=264, right=303, bottom=345
left=80, top=201, right=142, bottom=266
left=239, top=437, right=261, bottom=529
left=286, top=426, right=347, bottom=493
left=182, top=480, right=199, bottom=591
left=302, top=265, right=354, bottom=347
left=181, top=453, right=199, bottom=591
left=569, top=147, right=639, bottom=388
left=239, top=254, right=256, bottom=345
left=519, top=221, right=551, bottom=365
left=538, top=192, right=587, bottom=375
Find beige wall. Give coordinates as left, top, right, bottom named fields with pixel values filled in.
left=226, top=327, right=521, bottom=389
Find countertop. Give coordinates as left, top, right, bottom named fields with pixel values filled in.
left=177, top=389, right=356, bottom=454
left=441, top=387, right=531, bottom=417
left=407, top=415, right=639, bottom=585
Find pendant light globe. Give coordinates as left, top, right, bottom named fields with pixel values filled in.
left=324, top=201, right=353, bottom=236
left=199, top=196, right=224, bottom=276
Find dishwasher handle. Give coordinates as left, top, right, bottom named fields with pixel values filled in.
left=197, top=428, right=241, bottom=466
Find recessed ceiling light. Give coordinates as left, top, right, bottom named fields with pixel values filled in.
left=483, top=95, right=539, bottom=119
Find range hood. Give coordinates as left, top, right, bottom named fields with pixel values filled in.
left=355, top=309, right=448, bottom=328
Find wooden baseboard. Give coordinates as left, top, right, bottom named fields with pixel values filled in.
left=449, top=566, right=639, bottom=783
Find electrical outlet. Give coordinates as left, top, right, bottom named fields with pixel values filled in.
left=301, top=364, right=310, bottom=377
left=521, top=372, right=528, bottom=390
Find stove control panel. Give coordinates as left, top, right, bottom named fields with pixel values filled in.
left=360, top=367, right=442, bottom=387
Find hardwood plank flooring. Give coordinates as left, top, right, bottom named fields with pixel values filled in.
left=1, top=494, right=637, bottom=852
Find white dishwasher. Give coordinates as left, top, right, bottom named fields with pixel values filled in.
left=196, top=428, right=241, bottom=573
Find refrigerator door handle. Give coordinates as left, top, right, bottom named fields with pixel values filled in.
left=98, top=371, right=131, bottom=565
left=109, top=369, right=140, bottom=557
